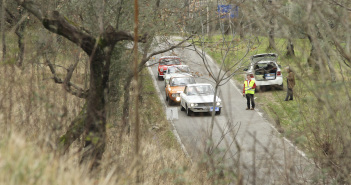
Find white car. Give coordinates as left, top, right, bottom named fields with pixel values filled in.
left=180, top=83, right=222, bottom=116
left=244, top=53, right=283, bottom=89
left=164, top=65, right=191, bottom=86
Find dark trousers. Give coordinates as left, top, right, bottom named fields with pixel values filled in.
left=246, top=94, right=255, bottom=108
left=285, top=88, right=293, bottom=100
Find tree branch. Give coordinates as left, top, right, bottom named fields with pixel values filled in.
left=14, top=0, right=43, bottom=20
left=139, top=35, right=195, bottom=70
left=42, top=11, right=96, bottom=55
left=330, top=0, right=351, bottom=11
left=16, top=0, right=146, bottom=55
left=46, top=60, right=89, bottom=98
left=103, top=25, right=147, bottom=46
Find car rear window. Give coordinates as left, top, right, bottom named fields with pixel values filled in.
left=176, top=66, right=190, bottom=73
left=171, top=77, right=195, bottom=86
left=252, top=54, right=277, bottom=64
left=160, top=58, right=181, bottom=65
left=167, top=67, right=176, bottom=74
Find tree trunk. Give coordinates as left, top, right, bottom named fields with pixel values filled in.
left=81, top=49, right=107, bottom=169
left=286, top=38, right=295, bottom=57
left=324, top=49, right=336, bottom=82
left=122, top=75, right=132, bottom=133
left=307, top=34, right=319, bottom=70
left=15, top=9, right=27, bottom=67
left=239, top=21, right=244, bottom=40
left=267, top=17, right=275, bottom=50
left=1, top=0, right=6, bottom=60
left=58, top=106, right=87, bottom=152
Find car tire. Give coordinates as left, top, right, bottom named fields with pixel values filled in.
left=158, top=73, right=163, bottom=81
left=168, top=97, right=173, bottom=106
left=280, top=83, right=284, bottom=90
left=180, top=103, right=185, bottom=111
left=215, top=108, right=221, bottom=115
left=186, top=105, right=192, bottom=116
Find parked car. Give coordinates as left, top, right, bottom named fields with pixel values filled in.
left=157, top=56, right=181, bottom=80
left=165, top=75, right=196, bottom=105
left=164, top=65, right=191, bottom=87
left=244, top=53, right=283, bottom=89
left=180, top=83, right=222, bottom=116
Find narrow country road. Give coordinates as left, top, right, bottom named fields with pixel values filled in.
left=147, top=38, right=318, bottom=184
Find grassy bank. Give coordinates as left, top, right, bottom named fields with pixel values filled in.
left=0, top=63, right=205, bottom=184
left=0, top=32, right=210, bottom=184
left=192, top=34, right=351, bottom=157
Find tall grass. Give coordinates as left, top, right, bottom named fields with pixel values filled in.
left=0, top=31, right=215, bottom=184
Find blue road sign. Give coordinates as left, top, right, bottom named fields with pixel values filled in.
left=217, top=5, right=239, bottom=19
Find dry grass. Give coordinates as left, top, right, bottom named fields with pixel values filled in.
left=0, top=28, right=233, bottom=184
left=0, top=46, right=211, bottom=184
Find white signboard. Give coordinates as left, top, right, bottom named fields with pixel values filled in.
left=166, top=107, right=178, bottom=120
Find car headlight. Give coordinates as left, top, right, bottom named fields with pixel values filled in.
left=168, top=87, right=171, bottom=91
left=160, top=68, right=164, bottom=72
left=172, top=94, right=176, bottom=97
left=190, top=103, right=198, bottom=107
left=216, top=102, right=221, bottom=106
left=176, top=97, right=180, bottom=101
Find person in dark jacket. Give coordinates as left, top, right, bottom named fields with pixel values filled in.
left=284, top=67, right=295, bottom=101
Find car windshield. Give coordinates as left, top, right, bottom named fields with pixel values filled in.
left=171, top=77, right=195, bottom=86
left=159, top=58, right=181, bottom=65
left=187, top=85, right=214, bottom=96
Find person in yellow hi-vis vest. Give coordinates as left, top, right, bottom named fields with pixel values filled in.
left=242, top=74, right=257, bottom=110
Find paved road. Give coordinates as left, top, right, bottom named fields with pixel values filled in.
left=147, top=40, right=318, bottom=184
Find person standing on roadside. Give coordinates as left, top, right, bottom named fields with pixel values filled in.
left=243, top=74, right=256, bottom=110
left=284, top=67, right=295, bottom=101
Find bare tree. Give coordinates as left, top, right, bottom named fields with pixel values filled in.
left=11, top=0, right=197, bottom=170
left=1, top=0, right=6, bottom=60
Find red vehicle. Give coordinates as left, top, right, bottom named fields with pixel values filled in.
left=157, top=56, right=181, bottom=80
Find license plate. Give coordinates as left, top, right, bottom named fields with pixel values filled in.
left=265, top=73, right=275, bottom=80
left=210, top=107, right=219, bottom=111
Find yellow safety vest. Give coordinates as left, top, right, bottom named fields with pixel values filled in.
left=244, top=80, right=255, bottom=94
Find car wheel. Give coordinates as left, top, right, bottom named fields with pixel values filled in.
left=168, top=97, right=173, bottom=106
left=186, top=105, right=192, bottom=116
left=158, top=73, right=163, bottom=81
left=280, top=83, right=284, bottom=90
left=180, top=103, right=185, bottom=111
left=215, top=108, right=221, bottom=115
